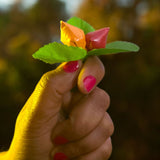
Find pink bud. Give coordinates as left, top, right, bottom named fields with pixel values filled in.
left=85, top=27, right=110, bottom=51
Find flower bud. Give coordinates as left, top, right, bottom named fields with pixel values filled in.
left=85, top=27, right=110, bottom=51
left=61, top=21, right=86, bottom=49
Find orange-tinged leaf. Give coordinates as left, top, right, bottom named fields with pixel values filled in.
left=60, top=21, right=86, bottom=49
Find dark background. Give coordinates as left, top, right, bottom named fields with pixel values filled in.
left=0, top=0, right=160, bottom=159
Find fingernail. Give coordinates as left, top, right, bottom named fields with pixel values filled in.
left=63, top=61, right=79, bottom=73
left=54, top=136, right=68, bottom=145
left=83, top=75, right=96, bottom=92
left=54, top=152, right=68, bottom=160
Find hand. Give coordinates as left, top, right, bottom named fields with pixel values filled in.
left=6, top=56, right=114, bottom=160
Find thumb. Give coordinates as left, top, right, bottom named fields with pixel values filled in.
left=8, top=61, right=81, bottom=159
left=24, top=60, right=82, bottom=122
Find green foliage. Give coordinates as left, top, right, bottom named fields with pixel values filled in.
left=88, top=41, right=140, bottom=56
left=33, top=42, right=87, bottom=64
left=33, top=17, right=140, bottom=64
left=33, top=40, right=139, bottom=64
left=67, top=17, right=95, bottom=34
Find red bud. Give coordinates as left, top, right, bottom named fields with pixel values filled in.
left=85, top=27, right=110, bottom=51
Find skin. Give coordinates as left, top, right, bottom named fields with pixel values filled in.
left=0, top=56, right=114, bottom=160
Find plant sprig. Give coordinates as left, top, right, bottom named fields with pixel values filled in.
left=33, top=17, right=140, bottom=64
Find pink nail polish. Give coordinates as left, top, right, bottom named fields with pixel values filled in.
left=54, top=152, right=68, bottom=160
left=83, top=75, right=96, bottom=92
left=54, top=136, right=68, bottom=145
left=63, top=61, right=79, bottom=73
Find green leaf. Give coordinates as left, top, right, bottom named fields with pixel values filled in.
left=67, top=17, right=95, bottom=34
left=106, top=41, right=140, bottom=52
left=88, top=41, right=140, bottom=56
left=33, top=42, right=87, bottom=64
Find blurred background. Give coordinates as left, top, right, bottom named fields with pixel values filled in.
left=0, top=0, right=160, bottom=159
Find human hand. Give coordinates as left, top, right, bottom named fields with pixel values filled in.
left=6, top=56, right=114, bottom=160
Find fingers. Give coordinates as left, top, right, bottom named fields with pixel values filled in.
left=78, top=56, right=105, bottom=94
left=52, top=87, right=110, bottom=141
left=51, top=112, right=114, bottom=159
left=62, top=90, right=85, bottom=115
left=62, top=56, right=105, bottom=114
left=22, top=61, right=82, bottom=126
left=76, top=138, right=112, bottom=160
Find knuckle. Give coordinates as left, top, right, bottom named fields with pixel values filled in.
left=108, top=121, right=114, bottom=136
left=92, top=88, right=110, bottom=109
left=39, top=71, right=62, bottom=98
left=68, top=116, right=88, bottom=138
left=61, top=141, right=90, bottom=159
left=105, top=114, right=114, bottom=136
left=78, top=140, right=93, bottom=154
left=39, top=72, right=51, bottom=89
left=101, top=138, right=112, bottom=159
left=109, top=120, right=114, bottom=136
left=63, top=144, right=81, bottom=159
left=40, top=71, right=54, bottom=87
left=101, top=114, right=114, bottom=138
left=70, top=143, right=89, bottom=159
